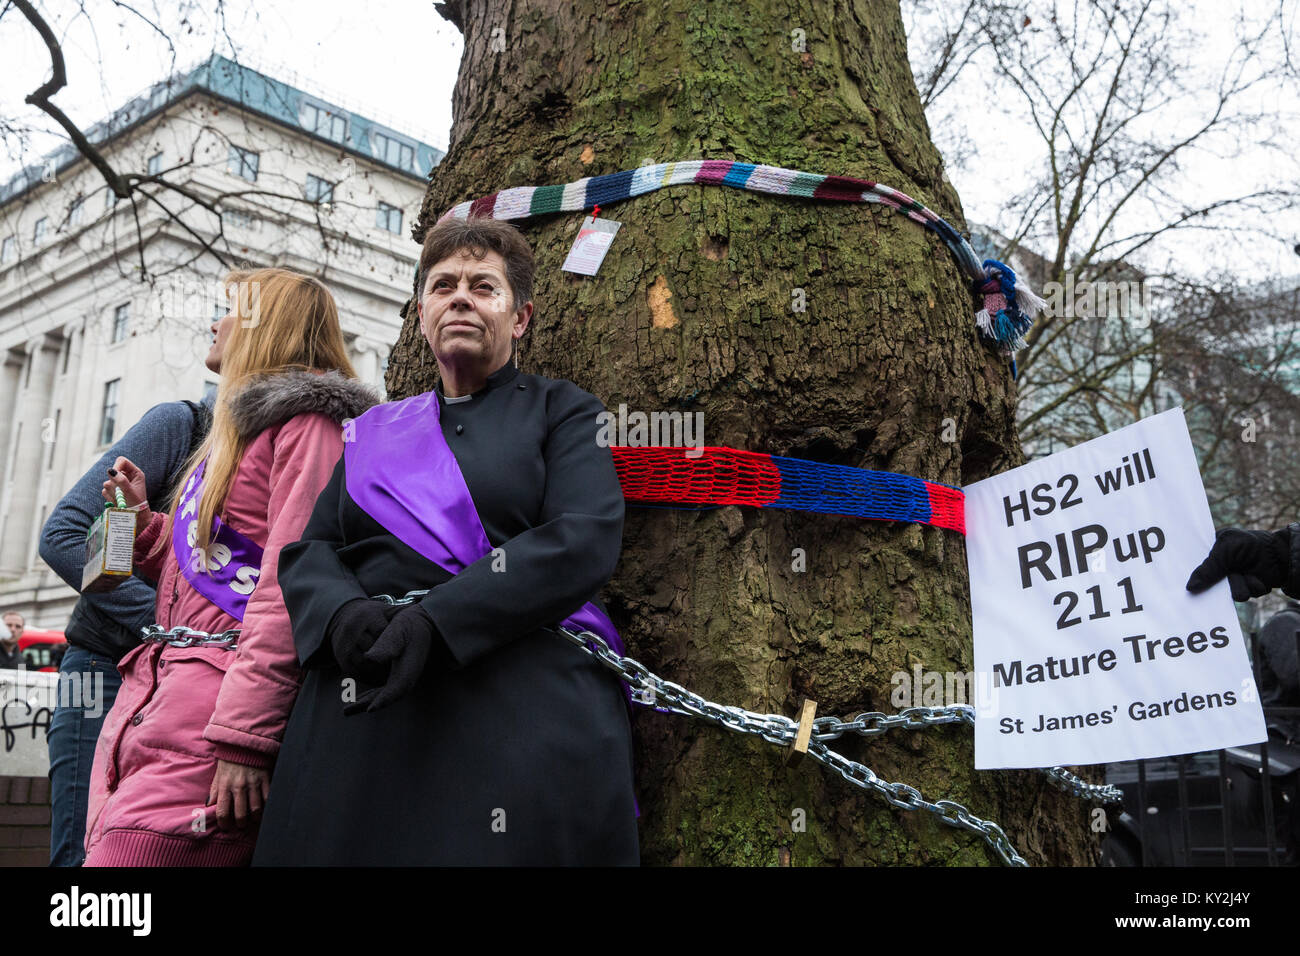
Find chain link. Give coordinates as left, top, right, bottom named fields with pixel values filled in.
left=140, top=624, right=240, bottom=648
left=812, top=704, right=1121, bottom=803
left=813, top=704, right=975, bottom=740
left=372, top=589, right=430, bottom=605
left=1040, top=766, right=1124, bottom=803
left=367, top=590, right=1120, bottom=863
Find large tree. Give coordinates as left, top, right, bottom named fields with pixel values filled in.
left=387, top=0, right=1098, bottom=865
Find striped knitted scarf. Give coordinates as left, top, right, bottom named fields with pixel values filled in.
left=437, top=159, right=1046, bottom=363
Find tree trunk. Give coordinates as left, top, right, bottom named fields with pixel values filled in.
left=387, top=0, right=1100, bottom=866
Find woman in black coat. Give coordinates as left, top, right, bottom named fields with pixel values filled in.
left=253, top=218, right=638, bottom=865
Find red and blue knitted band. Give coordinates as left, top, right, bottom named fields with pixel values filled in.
left=611, top=446, right=965, bottom=534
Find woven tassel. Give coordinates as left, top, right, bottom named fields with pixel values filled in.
left=973, top=259, right=1042, bottom=361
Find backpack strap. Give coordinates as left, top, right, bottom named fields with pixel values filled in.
left=167, top=400, right=213, bottom=489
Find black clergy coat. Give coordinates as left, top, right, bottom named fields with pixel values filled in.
left=252, top=362, right=639, bottom=865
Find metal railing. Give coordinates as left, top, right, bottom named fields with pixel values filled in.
left=1104, top=628, right=1299, bottom=866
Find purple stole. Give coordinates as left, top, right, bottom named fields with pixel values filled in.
left=342, top=389, right=626, bottom=657
left=171, top=457, right=265, bottom=621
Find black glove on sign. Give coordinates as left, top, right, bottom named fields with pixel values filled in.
left=1185, top=527, right=1296, bottom=602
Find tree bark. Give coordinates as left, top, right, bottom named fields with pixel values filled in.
left=388, top=0, right=1100, bottom=865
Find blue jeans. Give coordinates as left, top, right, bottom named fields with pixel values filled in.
left=47, top=646, right=122, bottom=867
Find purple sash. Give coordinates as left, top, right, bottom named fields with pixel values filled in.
left=171, top=457, right=265, bottom=621
left=343, top=389, right=625, bottom=656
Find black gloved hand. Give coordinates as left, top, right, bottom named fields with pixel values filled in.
left=1185, top=527, right=1292, bottom=602
left=327, top=598, right=403, bottom=685
left=343, top=605, right=446, bottom=716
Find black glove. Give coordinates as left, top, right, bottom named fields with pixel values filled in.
left=327, top=598, right=403, bottom=685
left=343, top=605, right=447, bottom=716
left=1186, top=527, right=1292, bottom=602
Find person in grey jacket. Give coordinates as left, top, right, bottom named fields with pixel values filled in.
left=39, top=397, right=211, bottom=866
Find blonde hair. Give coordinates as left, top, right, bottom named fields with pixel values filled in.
left=149, top=268, right=358, bottom=564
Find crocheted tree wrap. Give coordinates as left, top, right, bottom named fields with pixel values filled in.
left=439, top=160, right=1046, bottom=365
left=611, top=446, right=965, bottom=534
left=441, top=159, right=986, bottom=282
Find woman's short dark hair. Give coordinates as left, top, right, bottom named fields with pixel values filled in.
left=417, top=218, right=535, bottom=312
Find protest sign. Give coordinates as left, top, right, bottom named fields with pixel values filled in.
left=964, top=408, right=1266, bottom=768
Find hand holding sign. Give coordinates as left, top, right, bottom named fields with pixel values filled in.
left=1185, top=527, right=1294, bottom=601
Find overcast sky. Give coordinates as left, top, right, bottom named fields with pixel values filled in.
left=0, top=1, right=462, bottom=157
left=1, top=0, right=1296, bottom=283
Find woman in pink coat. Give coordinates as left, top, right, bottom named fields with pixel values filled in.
left=83, top=268, right=378, bottom=866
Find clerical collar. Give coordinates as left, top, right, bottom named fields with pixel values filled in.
left=437, top=361, right=520, bottom=403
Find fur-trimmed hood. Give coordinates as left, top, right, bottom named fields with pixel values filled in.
left=227, top=369, right=380, bottom=440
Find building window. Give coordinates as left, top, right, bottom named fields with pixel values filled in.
left=227, top=145, right=259, bottom=182
left=221, top=207, right=259, bottom=232
left=69, top=196, right=85, bottom=226
left=203, top=381, right=218, bottom=405
left=372, top=132, right=414, bottom=171
left=147, top=151, right=163, bottom=175
left=300, top=102, right=346, bottom=143
left=0, top=236, right=14, bottom=264
left=305, top=174, right=335, bottom=205
left=111, top=303, right=129, bottom=343
left=376, top=202, right=402, bottom=234
left=105, top=187, right=120, bottom=211
left=32, top=218, right=48, bottom=244
left=100, top=379, right=120, bottom=445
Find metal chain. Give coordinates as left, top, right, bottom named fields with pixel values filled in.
left=140, top=624, right=241, bottom=648
left=369, top=589, right=1121, bottom=864
left=812, top=704, right=977, bottom=740
left=813, top=705, right=1122, bottom=803
left=548, top=622, right=1032, bottom=866
left=1039, top=766, right=1124, bottom=803
left=809, top=739, right=1027, bottom=866
left=372, top=590, right=431, bottom=605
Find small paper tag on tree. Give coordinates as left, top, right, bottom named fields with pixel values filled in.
left=561, top=216, right=621, bottom=275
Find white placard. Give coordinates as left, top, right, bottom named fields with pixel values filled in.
left=965, top=408, right=1266, bottom=768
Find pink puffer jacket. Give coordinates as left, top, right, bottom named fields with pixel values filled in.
left=83, top=369, right=377, bottom=866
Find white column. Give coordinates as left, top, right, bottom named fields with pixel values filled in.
left=351, top=336, right=386, bottom=397
left=0, top=338, right=44, bottom=570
